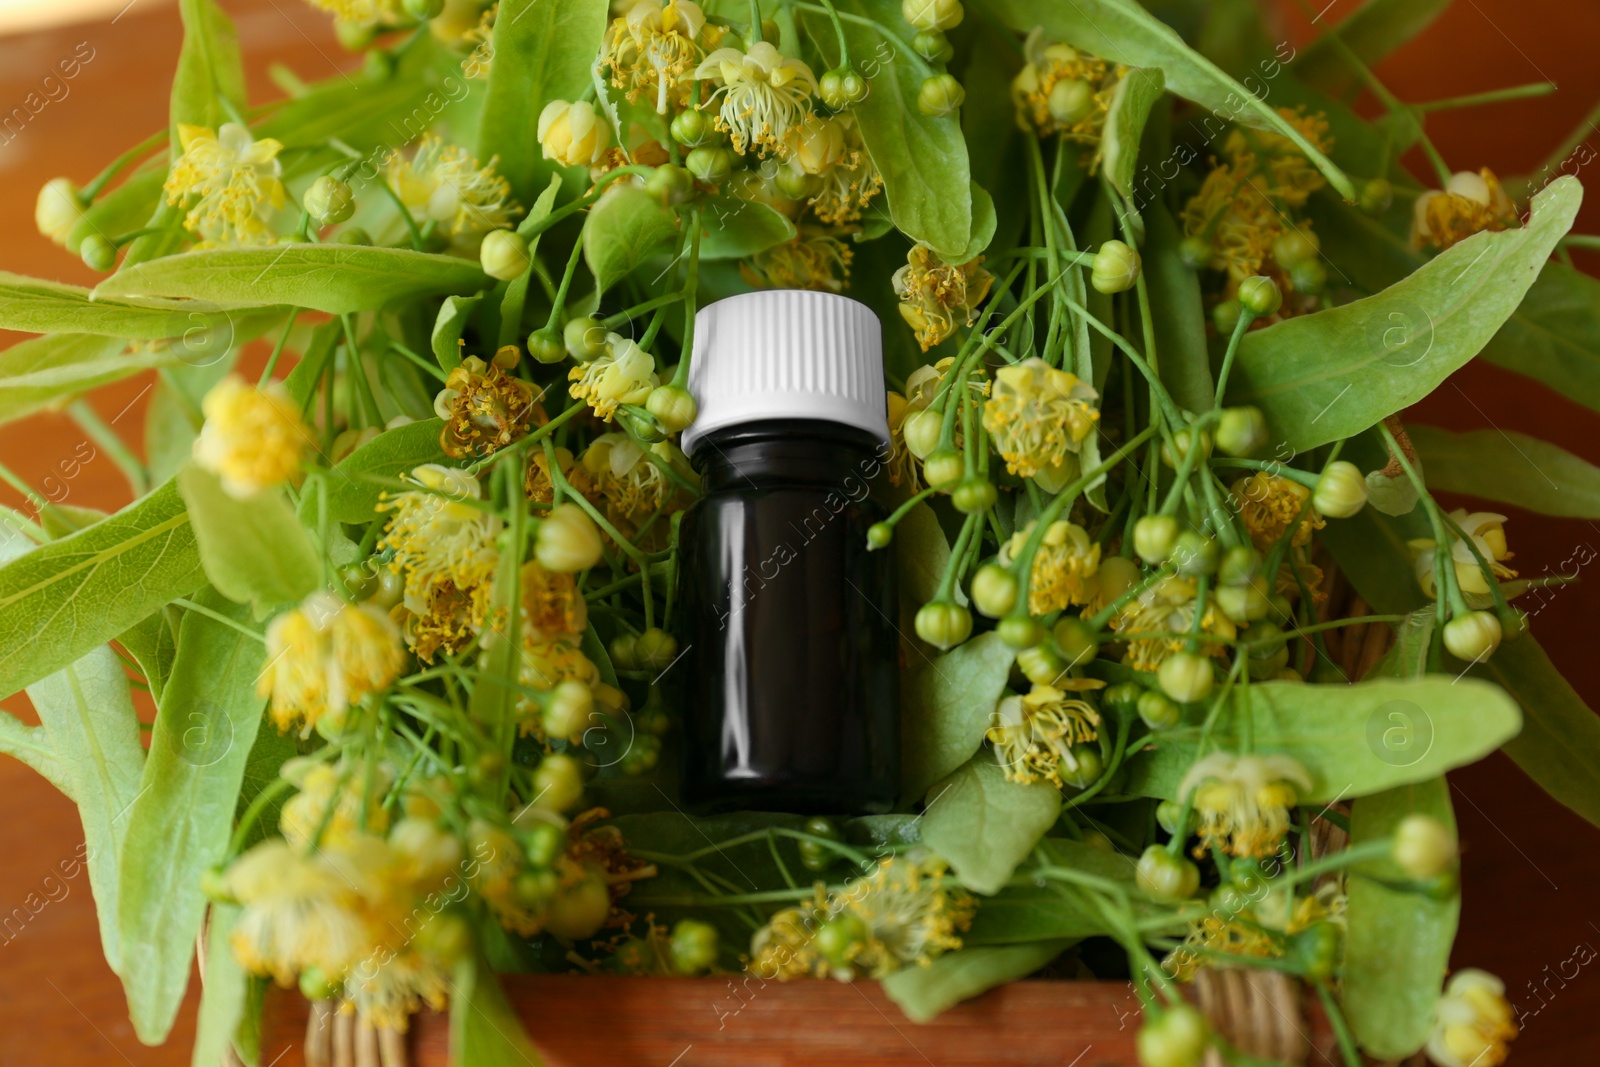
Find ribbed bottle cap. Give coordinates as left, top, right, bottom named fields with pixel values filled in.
left=682, top=290, right=888, bottom=456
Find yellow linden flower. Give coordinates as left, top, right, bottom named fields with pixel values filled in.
left=278, top=760, right=393, bottom=849
left=987, top=681, right=1104, bottom=787
left=521, top=560, right=588, bottom=644
left=893, top=243, right=995, bottom=351
left=1412, top=169, right=1519, bottom=251
left=602, top=0, right=708, bottom=113
left=343, top=948, right=452, bottom=1031
left=387, top=136, right=518, bottom=250
left=306, top=0, right=404, bottom=25
left=1427, top=969, right=1518, bottom=1067
left=581, top=432, right=695, bottom=531
left=1179, top=752, right=1312, bottom=859
left=694, top=41, right=817, bottom=156
left=1162, top=912, right=1280, bottom=982
left=258, top=592, right=406, bottom=737
left=1230, top=472, right=1324, bottom=553
left=1010, top=29, right=1124, bottom=150
left=983, top=358, right=1100, bottom=492
left=1111, top=575, right=1237, bottom=671
left=538, top=99, right=613, bottom=168
left=192, top=376, right=311, bottom=498
left=568, top=334, right=660, bottom=420
left=164, top=123, right=286, bottom=248
left=1220, top=108, right=1332, bottom=209
left=740, top=225, right=853, bottom=292
left=401, top=578, right=492, bottom=664
left=380, top=464, right=503, bottom=609
left=468, top=819, right=548, bottom=936
left=525, top=445, right=591, bottom=506
left=433, top=352, right=544, bottom=459
left=1181, top=164, right=1287, bottom=286
left=1409, top=508, right=1517, bottom=598
left=790, top=112, right=882, bottom=225
left=999, top=520, right=1101, bottom=615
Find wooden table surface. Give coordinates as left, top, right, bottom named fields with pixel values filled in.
left=1, top=1, right=1598, bottom=1064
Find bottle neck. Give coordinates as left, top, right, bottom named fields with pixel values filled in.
left=691, top=420, right=890, bottom=491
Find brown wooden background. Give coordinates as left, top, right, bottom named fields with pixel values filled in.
left=1, top=0, right=1598, bottom=1063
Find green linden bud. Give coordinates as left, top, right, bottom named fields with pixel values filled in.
left=527, top=327, right=567, bottom=365
left=1360, top=177, right=1395, bottom=215
left=684, top=146, right=734, bottom=184
left=1293, top=921, right=1342, bottom=982
left=646, top=384, right=697, bottom=433
left=1217, top=544, right=1262, bottom=587
left=1158, top=650, right=1215, bottom=704
left=775, top=165, right=822, bottom=200
left=337, top=226, right=372, bottom=245
left=840, top=70, right=869, bottom=104
left=951, top=478, right=997, bottom=514
left=404, top=0, right=445, bottom=18
left=922, top=449, right=964, bottom=489
left=609, top=633, right=639, bottom=671
left=646, top=163, right=697, bottom=206
left=915, top=601, right=972, bottom=650
left=816, top=913, right=869, bottom=966
left=1271, top=229, right=1319, bottom=269
left=1059, top=743, right=1103, bottom=789
left=917, top=74, right=966, bottom=117
left=1211, top=298, right=1242, bottom=335
left=902, top=0, right=962, bottom=32
left=1091, top=239, right=1141, bottom=294
left=1238, top=275, right=1282, bottom=317
left=1137, top=1004, right=1209, bottom=1067
left=1135, top=846, right=1201, bottom=904
left=635, top=627, right=680, bottom=670
left=1138, top=689, right=1182, bottom=730
left=670, top=108, right=717, bottom=147
left=1242, top=620, right=1287, bottom=658
left=80, top=234, right=117, bottom=273
left=35, top=177, right=84, bottom=244
left=1170, top=530, right=1218, bottom=578
left=563, top=316, right=609, bottom=361
left=971, top=562, right=1019, bottom=618
left=532, top=753, right=585, bottom=813
left=912, top=30, right=954, bottom=64
left=1047, top=79, right=1096, bottom=125
left=536, top=503, right=604, bottom=573
left=1443, top=610, right=1503, bottom=662
left=819, top=68, right=850, bottom=110
left=1289, top=258, right=1327, bottom=296
left=1133, top=514, right=1180, bottom=564
left=304, top=175, right=356, bottom=224
left=335, top=17, right=378, bottom=51
left=669, top=919, right=720, bottom=976
left=1215, top=405, right=1269, bottom=458
left=1093, top=555, right=1141, bottom=606
left=1155, top=799, right=1193, bottom=837
left=543, top=869, right=610, bottom=940
left=1392, top=813, right=1458, bottom=879
left=1101, top=682, right=1143, bottom=720
left=1214, top=581, right=1271, bottom=625
left=1052, top=617, right=1098, bottom=668
left=1313, top=460, right=1368, bottom=518
left=1246, top=644, right=1289, bottom=680
left=479, top=228, right=531, bottom=281
left=1016, top=644, right=1066, bottom=687
left=1160, top=427, right=1213, bottom=468
left=866, top=522, right=893, bottom=550
left=1177, top=234, right=1211, bottom=270
left=543, top=680, right=594, bottom=741
left=902, top=407, right=944, bottom=458
left=997, top=615, right=1045, bottom=650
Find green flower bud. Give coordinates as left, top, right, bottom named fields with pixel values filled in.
left=609, top=633, right=639, bottom=671
left=1052, top=617, right=1098, bottom=668
left=1047, top=79, right=1096, bottom=125
left=543, top=680, right=594, bottom=741
left=1246, top=643, right=1289, bottom=680
left=544, top=869, right=610, bottom=940
left=646, top=163, right=696, bottom=206
left=997, top=615, right=1045, bottom=650
left=1137, top=1004, right=1208, bottom=1067
left=1443, top=610, right=1502, bottom=662
left=1160, top=428, right=1213, bottom=469
left=669, top=919, right=720, bottom=975
left=1360, top=177, right=1394, bottom=215
left=917, top=74, right=965, bottom=117
left=951, top=478, right=997, bottom=514
left=1215, top=405, right=1269, bottom=458
left=866, top=522, right=893, bottom=550
left=1271, top=229, right=1319, bottom=269
left=304, top=175, right=355, bottom=224
left=1136, top=846, right=1201, bottom=903
left=479, top=228, right=530, bottom=281
left=563, top=316, right=609, bottom=361
left=1289, top=258, right=1327, bottom=296
left=1292, top=921, right=1342, bottom=982
left=902, top=407, right=944, bottom=458
left=335, top=18, right=378, bottom=51
left=971, top=563, right=1019, bottom=618
left=337, top=226, right=372, bottom=245
left=1392, top=813, right=1458, bottom=879
left=1158, top=650, right=1214, bottom=704
left=532, top=753, right=585, bottom=813
left=912, top=30, right=953, bottom=64
left=840, top=70, right=869, bottom=104
left=646, top=384, right=697, bottom=433
left=35, top=177, right=84, bottom=244
left=635, top=627, right=679, bottom=670
left=1214, top=581, right=1271, bottom=625
left=902, top=0, right=962, bottom=31
left=819, top=68, right=850, bottom=109
left=527, top=327, right=567, bottom=365
left=775, top=165, right=822, bottom=200
left=1016, top=643, right=1066, bottom=687
left=1133, top=514, right=1180, bottom=564
left=1155, top=799, right=1193, bottom=837
left=1211, top=298, right=1242, bottom=335
left=1092, top=555, right=1141, bottom=606
left=1238, top=275, right=1282, bottom=317
left=915, top=601, right=971, bottom=649
left=684, top=146, right=734, bottom=184
left=536, top=503, right=603, bottom=572
left=404, top=0, right=445, bottom=18
left=1059, top=743, right=1103, bottom=789
left=1101, top=682, right=1143, bottom=720
left=816, top=913, right=869, bottom=966
left=1217, top=545, right=1262, bottom=587
left=1177, top=234, right=1211, bottom=270
left=1138, top=689, right=1181, bottom=730
left=80, top=234, right=117, bottom=273
left=670, top=108, right=717, bottom=147
left=922, top=449, right=964, bottom=489
left=1170, top=531, right=1218, bottom=578
left=1314, top=460, right=1367, bottom=518
left=1091, top=239, right=1141, bottom=294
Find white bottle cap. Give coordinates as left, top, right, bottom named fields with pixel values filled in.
left=682, top=289, right=889, bottom=457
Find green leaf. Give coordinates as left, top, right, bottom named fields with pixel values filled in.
left=118, top=590, right=267, bottom=1044
left=97, top=245, right=493, bottom=316
left=882, top=940, right=1070, bottom=1022
left=318, top=418, right=448, bottom=525
left=1143, top=196, right=1213, bottom=413
left=0, top=272, right=280, bottom=341
left=1102, top=68, right=1165, bottom=202
left=0, top=713, right=73, bottom=798
left=1480, top=261, right=1600, bottom=416
left=920, top=757, right=1062, bottom=895
left=1409, top=424, right=1600, bottom=518
left=0, top=333, right=173, bottom=425
left=178, top=464, right=319, bottom=615
left=1296, top=0, right=1453, bottom=98
left=1368, top=610, right=1435, bottom=681
left=900, top=632, right=1014, bottom=803
left=450, top=955, right=545, bottom=1067
left=810, top=0, right=974, bottom=257
left=26, top=646, right=145, bottom=973
left=1341, top=777, right=1459, bottom=1059
left=981, top=0, right=1354, bottom=200
left=583, top=187, right=681, bottom=293
left=1227, top=177, right=1582, bottom=452
left=1471, top=636, right=1600, bottom=829
left=191, top=903, right=250, bottom=1067
left=1122, top=676, right=1522, bottom=803
left=894, top=501, right=952, bottom=609
left=0, top=479, right=205, bottom=699
left=117, top=606, right=184, bottom=701
left=957, top=183, right=999, bottom=262
left=699, top=195, right=798, bottom=260
left=433, top=295, right=483, bottom=371
left=171, top=0, right=245, bottom=133
left=476, top=0, right=607, bottom=203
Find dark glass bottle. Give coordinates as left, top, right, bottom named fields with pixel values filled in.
left=678, top=420, right=899, bottom=813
